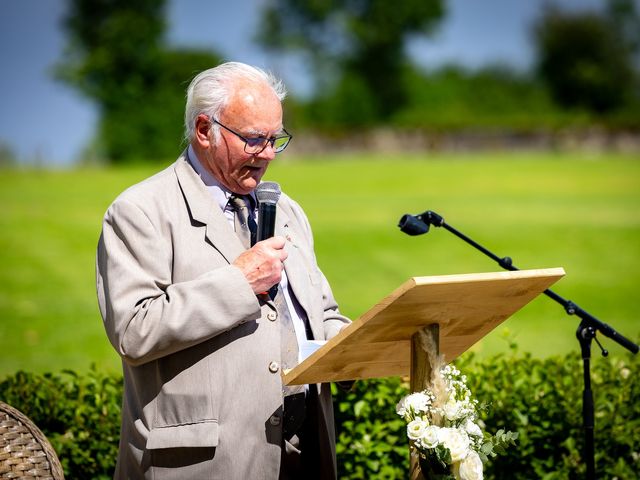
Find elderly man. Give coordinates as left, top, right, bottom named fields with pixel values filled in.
left=96, top=62, right=351, bottom=479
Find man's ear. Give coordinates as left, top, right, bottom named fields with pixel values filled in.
left=194, top=114, right=212, bottom=148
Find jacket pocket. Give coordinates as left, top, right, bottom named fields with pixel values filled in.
left=146, top=420, right=218, bottom=449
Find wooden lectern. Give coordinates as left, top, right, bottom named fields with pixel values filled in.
left=284, top=268, right=565, bottom=386
left=283, top=268, right=565, bottom=478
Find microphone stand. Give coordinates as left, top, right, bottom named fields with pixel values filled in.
left=398, top=210, right=639, bottom=480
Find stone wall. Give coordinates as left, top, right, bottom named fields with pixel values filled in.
left=286, top=128, right=640, bottom=155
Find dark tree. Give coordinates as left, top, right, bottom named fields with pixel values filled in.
left=258, top=0, right=445, bottom=126
left=533, top=4, right=638, bottom=114
left=0, top=141, right=17, bottom=167
left=56, top=0, right=221, bottom=163
left=606, top=0, right=640, bottom=63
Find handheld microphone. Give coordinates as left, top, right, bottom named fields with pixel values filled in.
left=256, top=181, right=281, bottom=241
left=255, top=182, right=281, bottom=299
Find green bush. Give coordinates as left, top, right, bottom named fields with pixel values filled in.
left=459, top=347, right=640, bottom=479
left=0, top=367, right=121, bottom=479
left=1, top=348, right=637, bottom=479
left=333, top=346, right=639, bottom=479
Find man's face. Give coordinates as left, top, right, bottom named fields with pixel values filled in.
left=203, top=81, right=283, bottom=195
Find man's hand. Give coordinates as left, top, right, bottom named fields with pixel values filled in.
left=233, top=236, right=288, bottom=294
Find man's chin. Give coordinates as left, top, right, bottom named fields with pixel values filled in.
left=242, top=170, right=266, bottom=191
left=236, top=177, right=263, bottom=194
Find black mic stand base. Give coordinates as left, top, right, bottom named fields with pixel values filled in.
left=577, top=321, right=597, bottom=480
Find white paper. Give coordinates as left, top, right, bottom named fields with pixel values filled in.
left=299, top=340, right=326, bottom=362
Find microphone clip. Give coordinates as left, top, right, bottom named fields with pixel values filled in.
left=398, top=210, right=445, bottom=236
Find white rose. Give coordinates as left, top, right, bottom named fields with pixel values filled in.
left=407, top=419, right=428, bottom=441
left=402, top=392, right=431, bottom=415
left=396, top=398, right=407, bottom=417
left=464, top=419, right=483, bottom=438
left=420, top=425, right=440, bottom=449
left=458, top=450, right=483, bottom=480
left=439, top=428, right=470, bottom=463
left=444, top=399, right=462, bottom=420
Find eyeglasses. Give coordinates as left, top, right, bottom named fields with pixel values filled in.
left=211, top=119, right=292, bottom=154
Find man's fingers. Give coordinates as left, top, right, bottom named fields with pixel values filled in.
left=252, top=236, right=288, bottom=262
left=232, top=236, right=289, bottom=294
left=257, top=235, right=286, bottom=250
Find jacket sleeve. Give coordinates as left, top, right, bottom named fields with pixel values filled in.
left=96, top=198, right=261, bottom=366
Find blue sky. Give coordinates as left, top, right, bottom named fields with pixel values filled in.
left=0, top=0, right=601, bottom=165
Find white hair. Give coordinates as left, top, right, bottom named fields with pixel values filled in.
left=184, top=62, right=287, bottom=143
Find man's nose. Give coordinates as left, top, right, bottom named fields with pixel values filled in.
left=256, top=142, right=277, bottom=161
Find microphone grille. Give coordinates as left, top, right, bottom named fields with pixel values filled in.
left=256, top=181, right=281, bottom=205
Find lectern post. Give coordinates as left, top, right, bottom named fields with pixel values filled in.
left=409, top=324, right=440, bottom=480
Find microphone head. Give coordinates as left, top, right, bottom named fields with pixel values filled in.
left=256, top=181, right=281, bottom=205
left=398, top=214, right=430, bottom=236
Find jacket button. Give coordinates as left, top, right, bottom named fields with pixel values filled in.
left=267, top=311, right=277, bottom=321
left=268, top=361, right=280, bottom=373
left=269, top=415, right=281, bottom=426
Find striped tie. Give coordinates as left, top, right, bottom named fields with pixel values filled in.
left=228, top=194, right=257, bottom=249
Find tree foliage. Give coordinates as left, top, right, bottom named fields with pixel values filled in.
left=56, top=0, right=221, bottom=163
left=393, top=65, right=570, bottom=130
left=533, top=2, right=639, bottom=114
left=258, top=0, right=445, bottom=125
left=0, top=141, right=17, bottom=168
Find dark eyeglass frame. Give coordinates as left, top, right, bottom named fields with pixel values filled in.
left=211, top=118, right=292, bottom=154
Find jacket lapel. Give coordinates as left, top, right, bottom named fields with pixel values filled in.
left=174, top=154, right=245, bottom=264
left=276, top=207, right=321, bottom=339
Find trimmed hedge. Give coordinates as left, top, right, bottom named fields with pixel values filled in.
left=1, top=347, right=637, bottom=479
left=0, top=369, right=121, bottom=479
left=333, top=345, right=639, bottom=479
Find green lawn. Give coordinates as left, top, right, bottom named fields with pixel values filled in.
left=1, top=151, right=639, bottom=377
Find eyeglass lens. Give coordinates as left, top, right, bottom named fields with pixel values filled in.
left=245, top=136, right=290, bottom=154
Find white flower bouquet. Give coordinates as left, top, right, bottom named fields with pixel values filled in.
left=396, top=365, right=517, bottom=480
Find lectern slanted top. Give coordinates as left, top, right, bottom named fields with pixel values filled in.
left=284, top=268, right=565, bottom=385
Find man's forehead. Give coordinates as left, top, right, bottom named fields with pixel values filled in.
left=228, top=79, right=275, bottom=105
left=222, top=81, right=283, bottom=132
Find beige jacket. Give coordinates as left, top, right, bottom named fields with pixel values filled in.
left=96, top=154, right=350, bottom=479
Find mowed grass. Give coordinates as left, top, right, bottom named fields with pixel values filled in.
left=1, top=151, right=638, bottom=377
